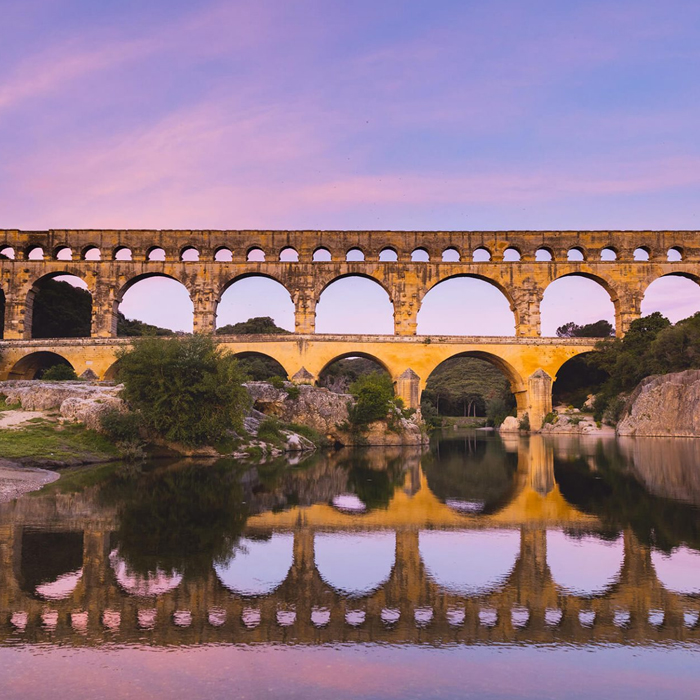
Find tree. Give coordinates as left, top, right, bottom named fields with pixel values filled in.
left=116, top=335, right=250, bottom=446
left=216, top=316, right=291, bottom=335
left=117, top=312, right=174, bottom=337
left=556, top=319, right=614, bottom=338
left=348, top=372, right=395, bottom=426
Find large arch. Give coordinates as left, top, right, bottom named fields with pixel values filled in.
left=316, top=275, right=394, bottom=334
left=118, top=273, right=194, bottom=334
left=552, top=352, right=608, bottom=408
left=7, top=351, right=75, bottom=380
left=541, top=274, right=617, bottom=337
left=231, top=351, right=290, bottom=380
left=641, top=273, right=700, bottom=322
left=417, top=276, right=516, bottom=336
left=216, top=274, right=294, bottom=333
left=316, top=351, right=393, bottom=384
left=26, top=272, right=92, bottom=339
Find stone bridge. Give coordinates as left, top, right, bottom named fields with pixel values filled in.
left=1, top=229, right=699, bottom=426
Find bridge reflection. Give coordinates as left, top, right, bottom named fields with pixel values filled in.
left=0, top=435, right=698, bottom=647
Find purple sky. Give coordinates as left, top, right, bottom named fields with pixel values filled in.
left=4, top=0, right=700, bottom=334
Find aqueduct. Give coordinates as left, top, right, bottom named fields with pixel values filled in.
left=1, top=228, right=699, bottom=427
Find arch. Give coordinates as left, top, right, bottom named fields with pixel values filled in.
left=316, top=274, right=394, bottom=334
left=419, top=530, right=520, bottom=595
left=417, top=275, right=516, bottom=336
left=442, top=247, right=460, bottom=262
left=651, top=546, right=700, bottom=595
left=216, top=274, right=294, bottom=333
left=103, top=359, right=122, bottom=382
left=279, top=246, right=299, bottom=262
left=667, top=246, right=683, bottom=262
left=180, top=246, right=199, bottom=262
left=147, top=246, right=166, bottom=261
left=552, top=352, right=609, bottom=407
left=8, top=351, right=74, bottom=379
left=315, top=531, right=395, bottom=597
left=567, top=246, right=585, bottom=261
left=109, top=549, right=182, bottom=597
left=118, top=273, right=194, bottom=333
left=82, top=245, right=101, bottom=261
left=247, top=246, right=265, bottom=262
left=313, top=247, right=331, bottom=262
left=540, top=273, right=616, bottom=337
left=503, top=247, right=521, bottom=262
left=231, top=352, right=290, bottom=380
left=600, top=247, right=617, bottom=261
left=27, top=273, right=92, bottom=339
left=411, top=247, right=429, bottom=262
left=114, top=246, right=132, bottom=261
left=379, top=247, right=398, bottom=262
left=214, top=246, right=233, bottom=262
left=20, top=531, right=83, bottom=599
left=641, top=273, right=700, bottom=322
left=215, top=534, right=294, bottom=596
left=633, top=246, right=650, bottom=261
left=54, top=245, right=73, bottom=261
left=472, top=247, right=491, bottom=262
left=346, top=247, right=365, bottom=262
left=26, top=245, right=45, bottom=260
left=0, top=245, right=16, bottom=259
left=535, top=247, right=553, bottom=262
left=547, top=531, right=623, bottom=596
left=317, top=353, right=391, bottom=392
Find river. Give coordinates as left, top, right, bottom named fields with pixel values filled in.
left=0, top=430, right=699, bottom=699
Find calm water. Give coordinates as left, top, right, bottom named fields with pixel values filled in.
left=1, top=431, right=700, bottom=699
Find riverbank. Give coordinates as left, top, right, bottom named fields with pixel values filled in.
left=0, top=459, right=60, bottom=502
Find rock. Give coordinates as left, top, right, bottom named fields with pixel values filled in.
left=617, top=370, right=700, bottom=437
left=0, top=380, right=122, bottom=411
left=59, top=396, right=125, bottom=431
left=499, top=416, right=520, bottom=432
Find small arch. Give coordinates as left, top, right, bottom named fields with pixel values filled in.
left=379, top=247, right=398, bottom=262
left=346, top=247, right=365, bottom=262
left=316, top=275, right=393, bottom=334
left=54, top=246, right=73, bottom=261
left=231, top=352, right=289, bottom=381
left=26, top=245, right=45, bottom=260
left=633, top=246, right=650, bottom=261
left=180, top=246, right=199, bottom=262
left=147, top=247, right=166, bottom=262
left=114, top=246, right=132, bottom=261
left=411, top=247, right=429, bottom=262
left=502, top=247, right=521, bottom=262
left=247, top=247, right=265, bottom=262
left=567, top=247, right=585, bottom=261
left=472, top=247, right=491, bottom=262
left=82, top=246, right=101, bottom=261
left=667, top=246, right=683, bottom=262
left=600, top=247, right=617, bottom=261
left=0, top=245, right=16, bottom=259
left=214, top=247, right=233, bottom=262
left=279, top=246, right=299, bottom=262
left=535, top=247, right=553, bottom=262
left=442, top=247, right=460, bottom=262
left=313, top=247, right=332, bottom=262
left=8, top=351, right=75, bottom=380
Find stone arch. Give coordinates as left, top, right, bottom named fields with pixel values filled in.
left=247, top=246, right=266, bottom=262
left=472, top=247, right=491, bottom=262
left=8, top=351, right=75, bottom=379
left=313, top=246, right=331, bottom=261
left=118, top=272, right=194, bottom=334
left=379, top=247, right=398, bottom=262
left=214, top=246, right=233, bottom=262
left=417, top=274, right=517, bottom=336
left=503, top=246, right=521, bottom=261
left=667, top=246, right=683, bottom=262
left=26, top=245, right=45, bottom=260
left=316, top=274, right=394, bottom=334
left=114, top=246, right=132, bottom=261
left=180, top=246, right=199, bottom=261
left=229, top=351, right=291, bottom=380
left=82, top=245, right=101, bottom=261
left=600, top=246, right=618, bottom=261
left=442, top=247, right=460, bottom=262
left=0, top=245, right=16, bottom=259
left=535, top=247, right=553, bottom=262
left=147, top=246, right=166, bottom=261
left=103, top=359, right=122, bottom=382
left=552, top=351, right=609, bottom=407
left=567, top=246, right=586, bottom=261
left=541, top=273, right=618, bottom=337
left=316, top=351, right=393, bottom=381
left=279, top=246, right=299, bottom=262
left=346, top=247, right=365, bottom=262
left=54, top=245, right=73, bottom=261
left=633, top=246, right=650, bottom=261
left=216, top=273, right=294, bottom=332
left=411, top=247, right=430, bottom=262
left=641, top=272, right=700, bottom=322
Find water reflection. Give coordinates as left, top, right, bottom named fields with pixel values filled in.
left=0, top=432, right=699, bottom=649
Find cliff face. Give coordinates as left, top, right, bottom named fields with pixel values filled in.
left=616, top=370, right=700, bottom=437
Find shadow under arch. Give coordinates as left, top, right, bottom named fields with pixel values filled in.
left=231, top=351, right=290, bottom=380
left=8, top=351, right=75, bottom=379
left=316, top=351, right=393, bottom=382
left=417, top=273, right=517, bottom=336
left=552, top=351, right=609, bottom=407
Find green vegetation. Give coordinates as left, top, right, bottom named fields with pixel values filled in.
left=318, top=357, right=381, bottom=392
left=41, top=363, right=78, bottom=381
left=117, top=312, right=174, bottom=336
left=556, top=319, right=615, bottom=337
left=216, top=316, right=291, bottom=335
left=237, top=354, right=288, bottom=381
left=31, top=278, right=91, bottom=338
left=0, top=395, right=21, bottom=411
left=0, top=420, right=119, bottom=463
left=116, top=334, right=250, bottom=446
left=347, top=372, right=395, bottom=426
left=257, top=418, right=285, bottom=446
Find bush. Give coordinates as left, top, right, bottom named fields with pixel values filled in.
left=100, top=409, right=142, bottom=444
left=257, top=418, right=284, bottom=446
left=542, top=412, right=557, bottom=426
left=116, top=335, right=250, bottom=446
left=285, top=385, right=300, bottom=400
left=518, top=413, right=530, bottom=431
left=348, top=372, right=395, bottom=426
left=269, top=375, right=286, bottom=389
left=41, top=363, right=78, bottom=381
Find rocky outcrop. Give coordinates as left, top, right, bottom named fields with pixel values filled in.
left=617, top=370, right=700, bottom=437
left=540, top=410, right=615, bottom=436
left=0, top=380, right=125, bottom=431
left=498, top=416, right=520, bottom=433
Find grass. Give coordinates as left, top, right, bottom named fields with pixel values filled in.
left=0, top=420, right=119, bottom=462
left=0, top=395, right=21, bottom=412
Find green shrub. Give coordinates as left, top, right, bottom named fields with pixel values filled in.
left=269, top=375, right=286, bottom=389
left=285, top=385, right=300, bottom=400
left=542, top=411, right=557, bottom=426
left=348, top=372, right=395, bottom=426
left=41, top=363, right=78, bottom=381
left=116, top=335, right=250, bottom=446
left=287, top=422, right=329, bottom=447
left=518, top=413, right=530, bottom=431
left=257, top=418, right=285, bottom=445
left=100, top=409, right=142, bottom=443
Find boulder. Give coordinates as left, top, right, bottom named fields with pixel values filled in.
left=499, top=416, right=520, bottom=433
left=617, top=370, right=700, bottom=437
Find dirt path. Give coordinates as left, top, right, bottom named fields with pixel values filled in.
left=0, top=409, right=51, bottom=430
left=0, top=459, right=59, bottom=502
